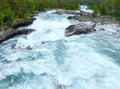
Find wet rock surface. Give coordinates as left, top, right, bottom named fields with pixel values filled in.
left=0, top=28, right=35, bottom=43
left=12, top=18, right=36, bottom=29
left=65, top=22, right=96, bottom=36
left=56, top=85, right=66, bottom=89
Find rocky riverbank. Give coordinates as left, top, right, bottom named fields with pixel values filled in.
left=0, top=11, right=39, bottom=43
left=0, top=28, right=35, bottom=43
left=67, top=15, right=119, bottom=24
left=54, top=9, right=119, bottom=24
left=54, top=9, right=119, bottom=37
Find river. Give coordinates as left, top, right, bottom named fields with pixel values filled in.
left=0, top=10, right=120, bottom=89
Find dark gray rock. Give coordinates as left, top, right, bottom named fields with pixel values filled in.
left=12, top=18, right=36, bottom=29
left=67, top=15, right=92, bottom=22
left=26, top=46, right=32, bottom=50
left=56, top=85, right=66, bottom=89
left=65, top=22, right=96, bottom=36
left=1, top=26, right=9, bottom=30
left=99, top=28, right=105, bottom=31
left=0, top=28, right=35, bottom=43
left=68, top=15, right=119, bottom=25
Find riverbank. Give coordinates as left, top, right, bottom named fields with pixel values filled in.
left=0, top=28, right=35, bottom=43
left=53, top=9, right=120, bottom=37
left=54, top=8, right=119, bottom=25
left=0, top=11, right=40, bottom=43
left=0, top=7, right=120, bottom=43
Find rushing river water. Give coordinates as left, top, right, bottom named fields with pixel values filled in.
left=0, top=10, right=120, bottom=89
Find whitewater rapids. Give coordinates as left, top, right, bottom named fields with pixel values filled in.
left=0, top=10, right=120, bottom=89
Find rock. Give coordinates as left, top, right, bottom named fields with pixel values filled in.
left=79, top=11, right=92, bottom=16
left=99, top=28, right=105, bottom=31
left=11, top=43, right=16, bottom=49
left=12, top=18, right=36, bottom=29
left=56, top=85, right=66, bottom=89
left=0, top=28, right=35, bottom=43
left=53, top=9, right=80, bottom=15
left=16, top=29, right=35, bottom=35
left=67, top=15, right=92, bottom=22
left=92, top=16, right=118, bottom=24
left=65, top=22, right=96, bottom=36
left=26, top=46, right=32, bottom=50
left=67, top=15, right=81, bottom=20
left=68, top=14, right=119, bottom=25
left=1, top=26, right=9, bottom=30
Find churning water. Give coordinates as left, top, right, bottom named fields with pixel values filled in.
left=0, top=10, right=120, bottom=89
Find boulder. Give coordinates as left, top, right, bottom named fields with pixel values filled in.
left=56, top=85, right=66, bottom=89
left=65, top=22, right=96, bottom=36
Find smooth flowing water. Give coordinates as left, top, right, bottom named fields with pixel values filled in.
left=0, top=10, right=120, bottom=89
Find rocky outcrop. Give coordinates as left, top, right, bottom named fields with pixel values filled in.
left=92, top=16, right=118, bottom=24
left=65, top=22, right=96, bottom=36
left=53, top=9, right=81, bottom=15
left=0, top=28, right=35, bottom=43
left=12, top=17, right=36, bottom=29
left=67, top=15, right=91, bottom=22
left=0, top=11, right=38, bottom=43
left=68, top=15, right=118, bottom=24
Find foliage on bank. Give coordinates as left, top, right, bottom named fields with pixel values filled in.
left=0, top=0, right=78, bottom=28
left=91, top=0, right=120, bottom=20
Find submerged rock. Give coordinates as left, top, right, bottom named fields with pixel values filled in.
left=65, top=22, right=96, bottom=36
left=56, top=85, right=66, bottom=89
left=26, top=46, right=32, bottom=50
left=99, top=28, right=105, bottom=31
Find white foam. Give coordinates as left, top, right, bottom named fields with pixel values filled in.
left=80, top=5, right=94, bottom=13
left=0, top=10, right=120, bottom=89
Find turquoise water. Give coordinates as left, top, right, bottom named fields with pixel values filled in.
left=0, top=10, right=120, bottom=89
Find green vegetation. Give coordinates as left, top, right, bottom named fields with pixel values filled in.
left=0, top=0, right=78, bottom=27
left=0, top=0, right=120, bottom=29
left=91, top=0, right=120, bottom=20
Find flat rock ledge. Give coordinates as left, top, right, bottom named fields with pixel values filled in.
left=67, top=15, right=118, bottom=24
left=65, top=22, right=96, bottom=37
left=0, top=28, right=35, bottom=43
left=53, top=9, right=81, bottom=15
